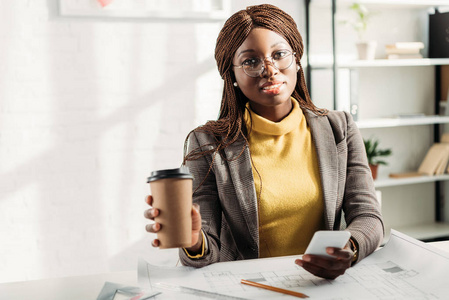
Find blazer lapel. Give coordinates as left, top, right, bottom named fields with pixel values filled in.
left=223, top=137, right=259, bottom=252
left=304, top=110, right=338, bottom=230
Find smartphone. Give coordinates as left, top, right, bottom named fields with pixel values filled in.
left=304, top=230, right=351, bottom=258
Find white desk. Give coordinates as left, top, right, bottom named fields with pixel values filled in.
left=428, top=240, right=449, bottom=252
left=1, top=241, right=449, bottom=300
left=0, top=270, right=136, bottom=300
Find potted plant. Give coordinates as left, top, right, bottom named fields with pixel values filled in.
left=364, top=138, right=392, bottom=179
left=341, top=3, right=377, bottom=60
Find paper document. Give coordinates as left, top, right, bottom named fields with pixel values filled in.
left=138, top=230, right=449, bottom=299
left=96, top=281, right=161, bottom=300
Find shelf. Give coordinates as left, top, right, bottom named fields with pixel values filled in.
left=342, top=58, right=449, bottom=68
left=384, top=222, right=449, bottom=243
left=374, top=174, right=449, bottom=188
left=310, top=58, right=449, bottom=69
left=356, top=115, right=449, bottom=129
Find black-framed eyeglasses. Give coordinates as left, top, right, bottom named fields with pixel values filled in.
left=233, top=50, right=296, bottom=78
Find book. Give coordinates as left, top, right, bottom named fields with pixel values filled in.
left=418, top=143, right=449, bottom=175
left=386, top=48, right=421, bottom=55
left=394, top=113, right=425, bottom=118
left=441, top=132, right=449, bottom=143
left=386, top=42, right=425, bottom=49
left=437, top=149, right=449, bottom=175
left=439, top=101, right=448, bottom=116
left=385, top=42, right=424, bottom=55
left=429, top=11, right=449, bottom=58
left=387, top=53, right=423, bottom=60
left=442, top=65, right=449, bottom=101
left=389, top=172, right=423, bottom=178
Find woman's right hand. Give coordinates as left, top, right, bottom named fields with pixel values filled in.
left=144, top=195, right=204, bottom=253
left=144, top=195, right=162, bottom=247
left=184, top=202, right=204, bottom=254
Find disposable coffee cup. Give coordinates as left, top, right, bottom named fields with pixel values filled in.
left=147, top=167, right=193, bottom=249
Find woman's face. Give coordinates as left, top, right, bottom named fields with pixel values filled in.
left=232, top=27, right=298, bottom=121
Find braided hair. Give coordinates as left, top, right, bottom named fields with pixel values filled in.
left=183, top=4, right=326, bottom=165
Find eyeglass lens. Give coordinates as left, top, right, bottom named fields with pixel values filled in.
left=244, top=52, right=294, bottom=77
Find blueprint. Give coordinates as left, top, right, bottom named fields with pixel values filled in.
left=138, top=230, right=449, bottom=299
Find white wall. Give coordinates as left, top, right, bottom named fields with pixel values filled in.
left=0, top=0, right=304, bottom=283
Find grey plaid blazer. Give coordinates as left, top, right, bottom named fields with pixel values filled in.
left=179, top=108, right=384, bottom=267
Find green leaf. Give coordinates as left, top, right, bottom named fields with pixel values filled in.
left=363, top=137, right=392, bottom=166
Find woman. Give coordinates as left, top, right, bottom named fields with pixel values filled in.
left=144, top=4, right=383, bottom=280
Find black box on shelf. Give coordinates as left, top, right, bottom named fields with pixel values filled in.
left=429, top=10, right=449, bottom=58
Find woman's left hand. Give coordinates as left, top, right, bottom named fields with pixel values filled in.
left=295, top=246, right=354, bottom=279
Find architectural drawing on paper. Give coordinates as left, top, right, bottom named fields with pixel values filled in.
left=201, top=261, right=432, bottom=299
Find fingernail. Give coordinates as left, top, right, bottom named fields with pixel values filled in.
left=295, top=259, right=303, bottom=266
left=327, top=248, right=334, bottom=254
left=303, top=256, right=311, bottom=262
left=153, top=223, right=159, bottom=231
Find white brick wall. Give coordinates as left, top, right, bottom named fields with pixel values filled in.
left=0, top=0, right=303, bottom=283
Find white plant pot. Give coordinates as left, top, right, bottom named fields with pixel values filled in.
left=356, top=41, right=377, bottom=60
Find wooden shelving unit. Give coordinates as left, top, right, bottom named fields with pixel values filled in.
left=310, top=58, right=449, bottom=69
left=306, top=0, right=449, bottom=242
left=374, top=174, right=449, bottom=188
left=356, top=115, right=449, bottom=129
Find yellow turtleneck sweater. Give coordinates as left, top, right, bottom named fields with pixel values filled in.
left=245, top=98, right=324, bottom=258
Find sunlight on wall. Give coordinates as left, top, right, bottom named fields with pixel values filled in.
left=194, top=70, right=222, bottom=126
left=99, top=122, right=130, bottom=257
left=0, top=39, right=54, bottom=175
left=195, top=22, right=221, bottom=64
left=193, top=23, right=222, bottom=126
left=97, top=101, right=164, bottom=258
left=0, top=1, right=58, bottom=283
left=83, top=21, right=173, bottom=260
left=0, top=184, right=41, bottom=282
left=93, top=24, right=169, bottom=119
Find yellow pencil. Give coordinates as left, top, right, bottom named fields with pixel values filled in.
left=241, top=279, right=309, bottom=298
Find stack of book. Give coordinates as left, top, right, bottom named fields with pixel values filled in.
left=385, top=42, right=424, bottom=59
left=390, top=133, right=449, bottom=178
left=417, top=133, right=449, bottom=176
